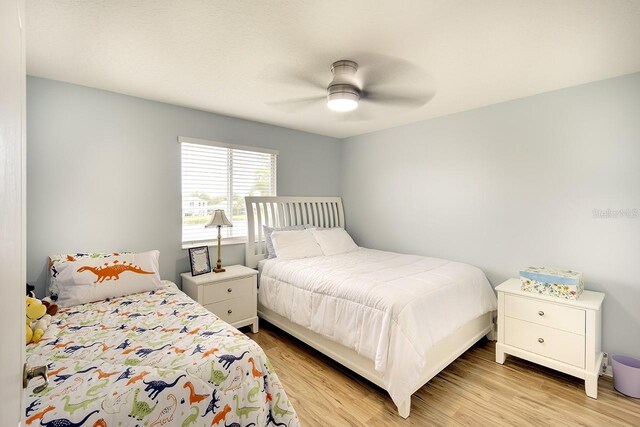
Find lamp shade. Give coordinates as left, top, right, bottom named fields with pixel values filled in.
left=205, top=209, right=233, bottom=228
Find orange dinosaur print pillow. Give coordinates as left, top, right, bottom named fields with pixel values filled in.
left=50, top=250, right=162, bottom=307
left=48, top=252, right=130, bottom=290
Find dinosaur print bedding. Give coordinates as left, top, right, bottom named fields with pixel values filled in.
left=25, top=281, right=298, bottom=427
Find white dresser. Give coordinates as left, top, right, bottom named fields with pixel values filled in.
left=181, top=265, right=259, bottom=333
left=495, top=278, right=605, bottom=398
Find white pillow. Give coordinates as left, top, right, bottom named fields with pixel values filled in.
left=51, top=250, right=163, bottom=307
left=263, top=225, right=305, bottom=258
left=310, top=227, right=359, bottom=256
left=271, top=229, right=323, bottom=259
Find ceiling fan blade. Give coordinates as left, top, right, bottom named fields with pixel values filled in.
left=285, top=71, right=327, bottom=91
left=263, top=64, right=327, bottom=91
left=363, top=89, right=435, bottom=108
left=267, top=95, right=325, bottom=112
left=351, top=52, right=437, bottom=109
left=353, top=53, right=425, bottom=87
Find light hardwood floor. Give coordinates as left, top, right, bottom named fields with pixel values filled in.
left=249, top=321, right=640, bottom=426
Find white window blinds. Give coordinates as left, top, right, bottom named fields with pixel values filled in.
left=180, top=137, right=277, bottom=245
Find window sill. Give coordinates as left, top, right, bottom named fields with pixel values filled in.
left=182, top=238, right=246, bottom=250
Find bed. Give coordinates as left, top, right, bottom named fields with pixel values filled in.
left=245, top=196, right=497, bottom=418
left=25, top=280, right=299, bottom=427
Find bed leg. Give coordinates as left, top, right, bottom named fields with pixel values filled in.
left=396, top=397, right=411, bottom=419
left=486, top=311, right=497, bottom=341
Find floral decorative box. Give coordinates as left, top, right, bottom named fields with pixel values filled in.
left=519, top=266, right=584, bottom=300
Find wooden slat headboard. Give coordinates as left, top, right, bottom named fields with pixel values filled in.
left=244, top=196, right=345, bottom=268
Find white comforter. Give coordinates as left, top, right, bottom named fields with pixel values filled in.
left=259, top=248, right=497, bottom=407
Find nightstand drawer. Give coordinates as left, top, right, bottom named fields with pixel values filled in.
left=505, top=294, right=585, bottom=335
left=505, top=317, right=585, bottom=368
left=202, top=276, right=254, bottom=305
left=204, top=297, right=254, bottom=325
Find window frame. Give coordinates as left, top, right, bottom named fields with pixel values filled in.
left=179, top=136, right=278, bottom=248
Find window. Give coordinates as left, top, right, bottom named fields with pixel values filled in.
left=180, top=136, right=277, bottom=246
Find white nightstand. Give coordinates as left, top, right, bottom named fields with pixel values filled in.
left=495, top=278, right=605, bottom=398
left=181, top=265, right=259, bottom=333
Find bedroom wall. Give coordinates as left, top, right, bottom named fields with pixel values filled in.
left=26, top=76, right=342, bottom=297
left=341, top=72, right=640, bottom=358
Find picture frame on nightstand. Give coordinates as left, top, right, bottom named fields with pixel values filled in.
left=188, top=246, right=211, bottom=276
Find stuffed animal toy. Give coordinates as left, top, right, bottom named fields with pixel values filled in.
left=26, top=297, right=48, bottom=344
left=32, top=314, right=52, bottom=342
left=42, top=296, right=59, bottom=316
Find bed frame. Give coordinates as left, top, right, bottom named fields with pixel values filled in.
left=245, top=196, right=495, bottom=418
left=245, top=196, right=345, bottom=268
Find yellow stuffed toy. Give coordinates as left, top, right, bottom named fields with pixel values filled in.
left=26, top=297, right=48, bottom=344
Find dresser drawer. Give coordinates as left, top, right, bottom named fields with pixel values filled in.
left=204, top=297, right=255, bottom=325
left=505, top=294, right=585, bottom=335
left=202, top=276, right=254, bottom=305
left=505, top=317, right=585, bottom=368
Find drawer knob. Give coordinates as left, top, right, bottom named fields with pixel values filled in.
left=538, top=311, right=544, bottom=316
left=227, top=309, right=233, bottom=314
left=227, top=288, right=232, bottom=293
left=538, top=338, right=544, bottom=343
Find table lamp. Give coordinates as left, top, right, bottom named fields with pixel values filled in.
left=205, top=209, right=233, bottom=273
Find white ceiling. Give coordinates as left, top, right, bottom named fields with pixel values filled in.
left=26, top=0, right=640, bottom=139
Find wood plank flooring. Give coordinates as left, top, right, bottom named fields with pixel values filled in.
left=248, top=321, right=640, bottom=426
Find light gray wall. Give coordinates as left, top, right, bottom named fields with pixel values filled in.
left=28, top=73, right=640, bottom=359
left=27, top=76, right=342, bottom=297
left=341, top=72, right=640, bottom=358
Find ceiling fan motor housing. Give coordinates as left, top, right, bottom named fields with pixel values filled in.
left=329, top=60, right=360, bottom=88
left=327, top=60, right=361, bottom=110
left=327, top=84, right=360, bottom=100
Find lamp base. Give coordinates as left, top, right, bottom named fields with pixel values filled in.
left=213, top=267, right=226, bottom=273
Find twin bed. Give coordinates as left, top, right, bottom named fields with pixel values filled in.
left=26, top=282, right=298, bottom=426
left=246, top=196, right=498, bottom=418
left=26, top=195, right=496, bottom=424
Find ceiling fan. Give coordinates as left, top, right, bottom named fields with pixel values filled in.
left=326, top=60, right=362, bottom=112
left=267, top=55, right=435, bottom=118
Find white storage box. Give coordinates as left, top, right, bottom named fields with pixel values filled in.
left=519, top=266, right=584, bottom=300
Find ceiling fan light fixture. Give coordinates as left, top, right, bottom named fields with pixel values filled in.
left=327, top=84, right=360, bottom=112
left=327, top=96, right=359, bottom=112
